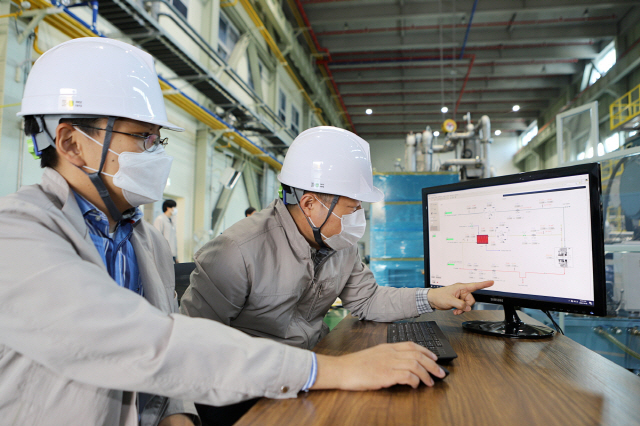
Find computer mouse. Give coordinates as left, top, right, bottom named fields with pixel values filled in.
left=431, top=366, right=450, bottom=382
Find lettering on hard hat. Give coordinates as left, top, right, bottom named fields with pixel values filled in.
left=59, top=95, right=82, bottom=110
left=311, top=181, right=324, bottom=189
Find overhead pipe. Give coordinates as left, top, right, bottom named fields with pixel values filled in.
left=288, top=0, right=356, bottom=131
left=348, top=99, right=550, bottom=107
left=330, top=57, right=577, bottom=68
left=342, top=87, right=557, bottom=97
left=316, top=15, right=616, bottom=37
left=332, top=41, right=595, bottom=59
left=454, top=55, right=475, bottom=116
left=458, top=0, right=478, bottom=59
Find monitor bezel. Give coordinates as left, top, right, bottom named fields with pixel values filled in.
left=422, top=163, right=606, bottom=317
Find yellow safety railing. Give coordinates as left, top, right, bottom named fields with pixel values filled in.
left=610, top=84, right=640, bottom=130
left=12, top=0, right=282, bottom=171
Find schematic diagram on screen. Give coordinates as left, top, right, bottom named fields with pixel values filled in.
left=428, top=184, right=591, bottom=296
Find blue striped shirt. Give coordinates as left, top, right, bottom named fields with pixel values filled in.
left=73, top=192, right=143, bottom=296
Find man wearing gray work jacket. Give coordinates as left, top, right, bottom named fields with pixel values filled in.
left=181, top=127, right=493, bottom=351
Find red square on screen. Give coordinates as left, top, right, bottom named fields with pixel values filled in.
left=477, top=235, right=488, bottom=244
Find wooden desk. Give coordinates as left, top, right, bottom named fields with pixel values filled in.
left=236, top=311, right=640, bottom=426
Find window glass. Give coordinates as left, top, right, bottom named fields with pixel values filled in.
left=218, top=14, right=240, bottom=62
left=278, top=89, right=287, bottom=123
left=291, top=105, right=300, bottom=134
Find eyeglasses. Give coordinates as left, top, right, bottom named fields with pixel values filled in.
left=72, top=125, right=168, bottom=152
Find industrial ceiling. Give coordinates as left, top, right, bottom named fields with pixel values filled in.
left=284, top=0, right=637, bottom=138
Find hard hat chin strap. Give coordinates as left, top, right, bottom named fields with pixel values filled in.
left=293, top=189, right=339, bottom=250
left=86, top=116, right=124, bottom=223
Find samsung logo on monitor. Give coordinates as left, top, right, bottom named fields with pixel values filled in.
left=490, top=297, right=503, bottom=303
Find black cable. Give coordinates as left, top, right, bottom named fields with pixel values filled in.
left=543, top=310, right=564, bottom=335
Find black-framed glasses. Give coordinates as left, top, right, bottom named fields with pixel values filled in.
left=72, top=124, right=168, bottom=152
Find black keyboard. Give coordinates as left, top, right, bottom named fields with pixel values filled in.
left=387, top=321, right=458, bottom=362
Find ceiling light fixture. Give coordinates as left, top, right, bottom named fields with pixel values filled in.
left=495, top=130, right=502, bottom=136
left=441, top=106, right=448, bottom=113
left=512, top=105, right=520, bottom=112
left=434, top=131, right=440, bottom=137
left=365, top=108, right=373, bottom=115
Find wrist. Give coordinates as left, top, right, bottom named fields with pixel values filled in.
left=427, top=287, right=436, bottom=309
left=312, top=354, right=345, bottom=390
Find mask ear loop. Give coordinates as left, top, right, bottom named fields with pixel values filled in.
left=293, top=189, right=339, bottom=249
left=86, top=117, right=124, bottom=222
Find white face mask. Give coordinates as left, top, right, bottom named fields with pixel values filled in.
left=171, top=207, right=178, bottom=217
left=310, top=196, right=367, bottom=251
left=78, top=128, right=174, bottom=207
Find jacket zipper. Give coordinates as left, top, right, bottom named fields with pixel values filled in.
left=306, top=250, right=337, bottom=320
left=306, top=282, right=323, bottom=321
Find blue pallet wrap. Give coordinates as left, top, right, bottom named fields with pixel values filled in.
left=370, top=173, right=458, bottom=288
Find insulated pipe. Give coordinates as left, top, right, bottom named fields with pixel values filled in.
left=423, top=128, right=433, bottom=172
left=432, top=139, right=456, bottom=153
left=446, top=131, right=474, bottom=140
left=415, top=132, right=424, bottom=171
left=482, top=138, right=491, bottom=178
left=440, top=158, right=484, bottom=170
left=475, top=115, right=491, bottom=142
left=405, top=133, right=417, bottom=172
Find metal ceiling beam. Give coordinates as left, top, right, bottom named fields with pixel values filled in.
left=331, top=63, right=579, bottom=80
left=344, top=90, right=558, bottom=104
left=319, top=24, right=617, bottom=52
left=314, top=13, right=618, bottom=36
left=303, top=0, right=635, bottom=25
left=339, top=77, right=570, bottom=95
left=350, top=102, right=550, bottom=113
left=327, top=43, right=601, bottom=61
left=353, top=111, right=539, bottom=123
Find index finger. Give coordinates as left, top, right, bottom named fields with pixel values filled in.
left=462, top=280, right=494, bottom=292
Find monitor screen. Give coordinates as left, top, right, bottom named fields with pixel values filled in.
left=422, top=163, right=606, bottom=337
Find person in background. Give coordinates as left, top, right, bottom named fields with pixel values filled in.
left=244, top=207, right=256, bottom=217
left=155, top=199, right=179, bottom=263
left=0, top=37, right=450, bottom=426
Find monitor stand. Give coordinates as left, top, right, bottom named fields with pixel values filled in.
left=462, top=304, right=554, bottom=339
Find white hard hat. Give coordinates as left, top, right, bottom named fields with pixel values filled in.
left=18, top=37, right=183, bottom=149
left=278, top=126, right=384, bottom=203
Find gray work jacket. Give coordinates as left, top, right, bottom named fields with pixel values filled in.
left=181, top=199, right=419, bottom=350
left=154, top=213, right=178, bottom=258
left=0, top=169, right=312, bottom=425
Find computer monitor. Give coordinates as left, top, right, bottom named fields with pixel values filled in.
left=422, top=163, right=606, bottom=338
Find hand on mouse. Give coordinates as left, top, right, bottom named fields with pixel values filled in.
left=312, top=342, right=446, bottom=391
left=427, top=280, right=494, bottom=315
